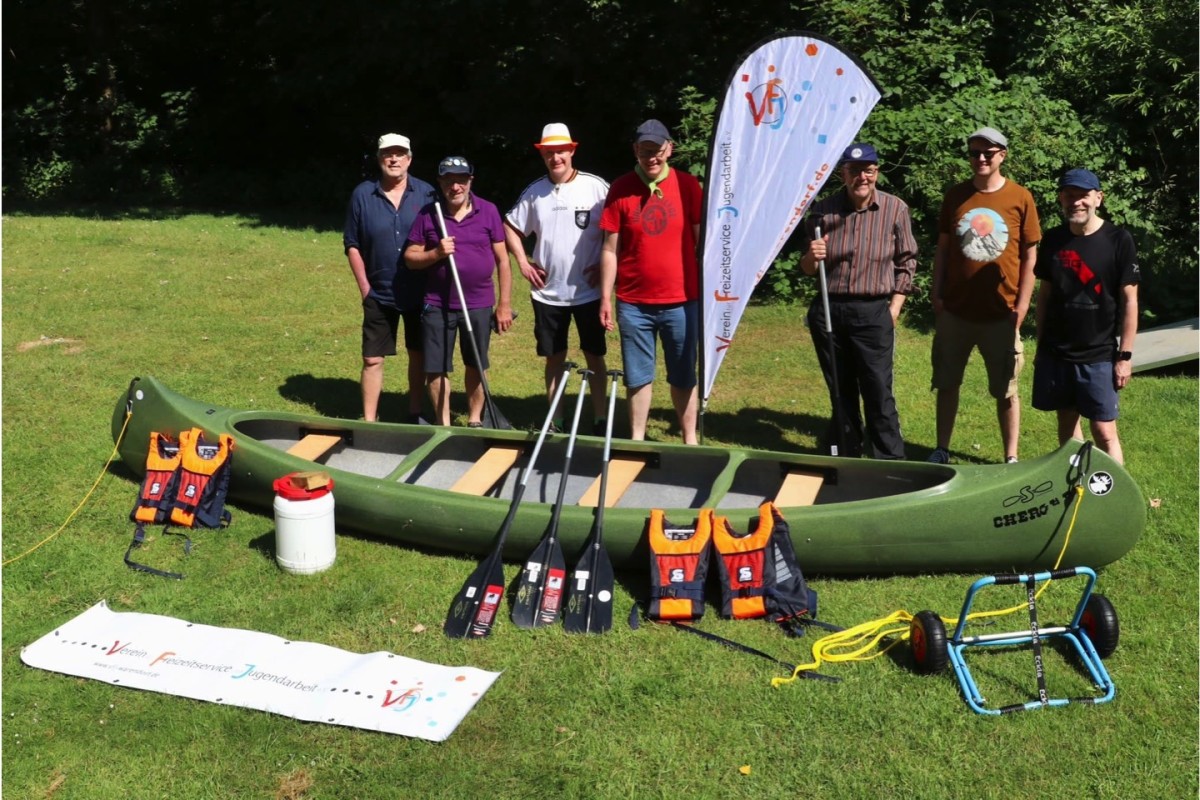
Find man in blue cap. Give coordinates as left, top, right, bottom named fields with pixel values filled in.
left=1033, top=168, right=1139, bottom=464
left=800, top=143, right=918, bottom=459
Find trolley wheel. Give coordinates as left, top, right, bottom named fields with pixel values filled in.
left=910, top=610, right=948, bottom=674
left=1080, top=593, right=1120, bottom=659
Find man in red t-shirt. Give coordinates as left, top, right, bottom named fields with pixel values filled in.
left=599, top=120, right=703, bottom=443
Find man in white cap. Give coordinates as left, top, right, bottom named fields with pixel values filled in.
left=599, top=119, right=703, bottom=444
left=505, top=123, right=611, bottom=433
left=1033, top=168, right=1139, bottom=464
left=343, top=133, right=436, bottom=422
left=928, top=126, right=1041, bottom=464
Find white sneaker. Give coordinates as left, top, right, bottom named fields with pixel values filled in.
left=1006, top=456, right=1019, bottom=464
left=927, top=448, right=951, bottom=464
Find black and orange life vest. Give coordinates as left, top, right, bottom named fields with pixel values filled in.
left=131, top=432, right=182, bottom=524
left=712, top=502, right=813, bottom=622
left=169, top=427, right=235, bottom=528
left=646, top=509, right=712, bottom=622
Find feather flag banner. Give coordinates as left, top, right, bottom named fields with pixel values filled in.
left=700, top=32, right=880, bottom=403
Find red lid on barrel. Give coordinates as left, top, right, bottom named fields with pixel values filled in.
left=273, top=473, right=335, bottom=500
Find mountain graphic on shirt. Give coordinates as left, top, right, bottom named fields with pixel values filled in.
left=956, top=208, right=1009, bottom=262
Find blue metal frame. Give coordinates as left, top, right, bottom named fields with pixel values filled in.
left=946, top=566, right=1116, bottom=715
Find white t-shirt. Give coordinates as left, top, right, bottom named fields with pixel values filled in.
left=506, top=170, right=609, bottom=306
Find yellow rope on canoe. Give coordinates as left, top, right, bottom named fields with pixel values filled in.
left=1, top=409, right=133, bottom=568
left=772, top=483, right=1088, bottom=688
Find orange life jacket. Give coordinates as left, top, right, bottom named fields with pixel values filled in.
left=131, top=432, right=182, bottom=524
left=647, top=509, right=713, bottom=622
left=169, top=427, right=235, bottom=528
left=712, top=502, right=812, bottom=622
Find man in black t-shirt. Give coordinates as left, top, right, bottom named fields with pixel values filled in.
left=1033, top=169, right=1140, bottom=464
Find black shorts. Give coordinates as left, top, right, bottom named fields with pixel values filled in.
left=361, top=297, right=399, bottom=358
left=422, top=305, right=493, bottom=373
left=532, top=298, right=607, bottom=358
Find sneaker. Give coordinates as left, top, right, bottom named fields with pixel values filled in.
left=927, top=447, right=951, bottom=464
left=1005, top=456, right=1019, bottom=464
left=592, top=418, right=607, bottom=436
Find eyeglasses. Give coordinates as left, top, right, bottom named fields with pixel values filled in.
left=636, top=144, right=669, bottom=161
left=845, top=165, right=879, bottom=176
left=968, top=148, right=1004, bottom=161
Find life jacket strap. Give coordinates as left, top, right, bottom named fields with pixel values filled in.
left=124, top=523, right=191, bottom=580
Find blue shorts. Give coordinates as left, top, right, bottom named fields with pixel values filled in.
left=616, top=300, right=698, bottom=389
left=1031, top=355, right=1119, bottom=421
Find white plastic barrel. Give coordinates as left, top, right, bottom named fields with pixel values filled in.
left=273, top=474, right=336, bottom=575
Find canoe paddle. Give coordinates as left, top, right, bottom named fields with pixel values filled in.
left=511, top=366, right=590, bottom=628
left=443, top=368, right=573, bottom=638
left=813, top=224, right=847, bottom=457
left=563, top=369, right=622, bottom=634
left=432, top=201, right=512, bottom=430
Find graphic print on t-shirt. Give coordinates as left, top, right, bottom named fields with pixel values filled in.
left=1057, top=249, right=1103, bottom=304
left=639, top=198, right=677, bottom=237
left=956, top=208, right=1008, bottom=261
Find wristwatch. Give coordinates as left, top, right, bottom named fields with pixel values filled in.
left=1116, top=350, right=1133, bottom=362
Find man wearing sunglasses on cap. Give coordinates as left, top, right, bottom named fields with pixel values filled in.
left=928, top=126, right=1041, bottom=465
left=405, top=156, right=513, bottom=427
left=1032, top=169, right=1139, bottom=465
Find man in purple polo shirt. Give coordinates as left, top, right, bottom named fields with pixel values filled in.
left=405, top=156, right=514, bottom=427
left=801, top=143, right=918, bottom=459
left=343, top=132, right=436, bottom=422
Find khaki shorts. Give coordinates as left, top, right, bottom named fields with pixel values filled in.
left=930, top=311, right=1024, bottom=399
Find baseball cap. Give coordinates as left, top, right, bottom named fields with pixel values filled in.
left=967, top=127, right=1008, bottom=148
left=437, top=155, right=474, bottom=176
left=841, top=143, right=879, bottom=164
left=1058, top=168, right=1102, bottom=191
left=535, top=123, right=577, bottom=149
left=378, top=133, right=411, bottom=152
left=634, top=119, right=672, bottom=145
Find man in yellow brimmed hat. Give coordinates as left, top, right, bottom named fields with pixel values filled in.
left=505, top=123, right=611, bottom=433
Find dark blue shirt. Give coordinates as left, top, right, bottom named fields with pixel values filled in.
left=343, top=175, right=436, bottom=310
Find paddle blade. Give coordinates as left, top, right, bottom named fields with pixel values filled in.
left=443, top=555, right=506, bottom=639
left=563, top=535, right=615, bottom=634
left=482, top=400, right=513, bottom=431
left=510, top=534, right=567, bottom=629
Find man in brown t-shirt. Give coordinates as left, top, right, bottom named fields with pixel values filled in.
left=928, top=127, right=1041, bottom=464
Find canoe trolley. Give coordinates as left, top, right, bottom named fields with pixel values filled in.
left=909, top=566, right=1118, bottom=715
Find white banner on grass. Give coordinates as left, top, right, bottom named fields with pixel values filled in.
left=701, top=32, right=880, bottom=402
left=21, top=601, right=500, bottom=742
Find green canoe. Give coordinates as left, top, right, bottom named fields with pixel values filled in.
left=112, top=375, right=1145, bottom=575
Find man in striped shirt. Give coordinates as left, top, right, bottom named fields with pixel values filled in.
left=800, top=143, right=918, bottom=459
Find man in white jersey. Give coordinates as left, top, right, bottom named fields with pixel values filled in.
left=505, top=123, right=611, bottom=433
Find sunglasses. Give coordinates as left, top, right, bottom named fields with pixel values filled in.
left=438, top=157, right=473, bottom=176
left=968, top=148, right=1004, bottom=161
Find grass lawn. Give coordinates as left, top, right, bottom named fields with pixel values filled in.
left=3, top=211, right=1197, bottom=799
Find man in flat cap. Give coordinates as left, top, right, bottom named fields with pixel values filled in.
left=1033, top=169, right=1139, bottom=464
left=599, top=119, right=703, bottom=444
left=505, top=123, right=611, bottom=432
left=801, top=142, right=918, bottom=459
left=928, top=126, right=1041, bottom=464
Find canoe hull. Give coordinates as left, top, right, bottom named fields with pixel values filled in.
left=112, top=376, right=1146, bottom=575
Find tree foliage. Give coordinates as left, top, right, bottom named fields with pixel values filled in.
left=4, top=0, right=1195, bottom=319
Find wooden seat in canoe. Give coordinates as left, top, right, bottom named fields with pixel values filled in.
left=286, top=434, right=343, bottom=462
left=578, top=455, right=648, bottom=508
left=774, top=468, right=824, bottom=507
left=450, top=445, right=525, bottom=496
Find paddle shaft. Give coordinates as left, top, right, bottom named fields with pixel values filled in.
left=512, top=368, right=590, bottom=627
left=443, top=371, right=572, bottom=638
left=814, top=225, right=846, bottom=457
left=432, top=201, right=508, bottom=429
